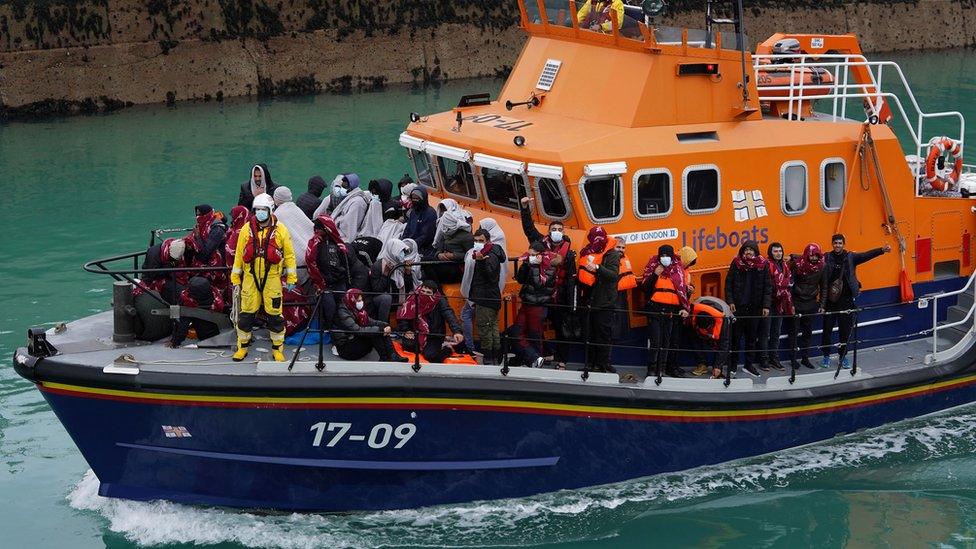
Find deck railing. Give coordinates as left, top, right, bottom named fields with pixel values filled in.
left=752, top=54, right=966, bottom=162
left=926, top=268, right=976, bottom=365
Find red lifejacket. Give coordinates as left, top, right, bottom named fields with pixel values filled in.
left=242, top=218, right=283, bottom=265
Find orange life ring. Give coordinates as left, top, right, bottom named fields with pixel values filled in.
left=925, top=136, right=963, bottom=191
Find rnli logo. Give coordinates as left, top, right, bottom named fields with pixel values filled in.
left=732, top=189, right=768, bottom=222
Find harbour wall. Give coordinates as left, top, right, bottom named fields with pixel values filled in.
left=0, top=0, right=973, bottom=118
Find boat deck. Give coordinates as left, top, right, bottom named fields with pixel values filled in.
left=32, top=310, right=966, bottom=394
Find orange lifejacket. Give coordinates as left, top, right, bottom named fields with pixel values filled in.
left=650, top=275, right=680, bottom=305
left=691, top=302, right=724, bottom=341
left=578, top=238, right=637, bottom=290
left=618, top=255, right=637, bottom=290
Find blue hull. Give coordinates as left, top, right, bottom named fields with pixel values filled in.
left=39, top=372, right=976, bottom=511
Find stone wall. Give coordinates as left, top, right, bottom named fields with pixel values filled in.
left=0, top=0, right=973, bottom=118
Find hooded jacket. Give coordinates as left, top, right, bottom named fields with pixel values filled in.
left=789, top=244, right=825, bottom=313
left=401, top=186, right=438, bottom=252
left=724, top=241, right=773, bottom=311
left=296, top=176, right=327, bottom=219
left=238, top=163, right=278, bottom=209
left=369, top=178, right=402, bottom=222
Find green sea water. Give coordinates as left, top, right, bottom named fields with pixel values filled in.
left=3, top=49, right=976, bottom=548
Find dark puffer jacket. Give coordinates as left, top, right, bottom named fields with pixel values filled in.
left=296, top=175, right=327, bottom=219
left=789, top=257, right=824, bottom=314
left=468, top=245, right=506, bottom=310
left=314, top=241, right=367, bottom=290
left=516, top=260, right=557, bottom=306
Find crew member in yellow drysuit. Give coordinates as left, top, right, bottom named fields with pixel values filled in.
left=231, top=193, right=298, bottom=361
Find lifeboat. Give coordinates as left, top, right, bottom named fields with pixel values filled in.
left=12, top=0, right=976, bottom=513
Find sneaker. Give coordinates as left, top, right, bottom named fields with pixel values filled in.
left=691, top=364, right=709, bottom=377
left=801, top=357, right=815, bottom=369
left=841, top=356, right=851, bottom=369
left=820, top=356, right=831, bottom=369
left=770, top=359, right=786, bottom=371
left=744, top=364, right=761, bottom=377
left=388, top=353, right=410, bottom=363
left=533, top=357, right=545, bottom=368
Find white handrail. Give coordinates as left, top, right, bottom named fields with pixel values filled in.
left=753, top=54, right=966, bottom=164
left=926, top=268, right=976, bottom=364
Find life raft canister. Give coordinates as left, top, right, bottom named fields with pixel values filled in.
left=242, top=218, right=284, bottom=264
left=925, top=136, right=963, bottom=191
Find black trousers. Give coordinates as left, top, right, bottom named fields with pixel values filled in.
left=401, top=337, right=454, bottom=363
left=821, top=298, right=855, bottom=358
left=545, top=305, right=570, bottom=363
left=586, top=307, right=614, bottom=372
left=791, top=313, right=815, bottom=359
left=646, top=302, right=680, bottom=375
left=728, top=309, right=761, bottom=370
left=335, top=334, right=394, bottom=361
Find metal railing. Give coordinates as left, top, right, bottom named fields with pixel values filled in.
left=926, top=267, right=976, bottom=364
left=753, top=54, right=966, bottom=162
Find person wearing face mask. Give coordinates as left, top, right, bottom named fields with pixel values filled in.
left=461, top=229, right=506, bottom=364
left=788, top=243, right=826, bottom=370
left=577, top=226, right=623, bottom=373
left=819, top=233, right=891, bottom=369
left=365, top=238, right=420, bottom=322
left=725, top=240, right=772, bottom=377
left=332, top=289, right=409, bottom=362
left=519, top=196, right=576, bottom=368
left=641, top=245, right=691, bottom=379
left=238, top=164, right=277, bottom=209
left=313, top=173, right=378, bottom=242
left=760, top=242, right=793, bottom=372
left=368, top=178, right=401, bottom=222
left=512, top=242, right=558, bottom=367
left=401, top=186, right=437, bottom=253
left=230, top=193, right=298, bottom=362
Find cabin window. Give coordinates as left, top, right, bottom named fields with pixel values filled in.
left=581, top=175, right=623, bottom=222
left=535, top=177, right=570, bottom=220
left=482, top=168, right=527, bottom=211
left=436, top=156, right=478, bottom=199
left=634, top=169, right=673, bottom=219
left=780, top=162, right=808, bottom=215
left=682, top=165, right=721, bottom=214
left=821, top=159, right=846, bottom=211
left=409, top=150, right=437, bottom=190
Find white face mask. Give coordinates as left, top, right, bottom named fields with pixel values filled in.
left=472, top=242, right=485, bottom=253
left=529, top=254, right=542, bottom=265
left=549, top=230, right=564, bottom=243
left=355, top=301, right=364, bottom=311
left=333, top=186, right=347, bottom=198
left=660, top=256, right=672, bottom=267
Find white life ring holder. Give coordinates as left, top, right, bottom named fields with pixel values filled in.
left=925, top=136, right=963, bottom=191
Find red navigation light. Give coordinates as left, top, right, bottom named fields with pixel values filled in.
left=678, top=63, right=720, bottom=76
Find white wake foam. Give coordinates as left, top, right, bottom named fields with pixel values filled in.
left=67, top=405, right=976, bottom=548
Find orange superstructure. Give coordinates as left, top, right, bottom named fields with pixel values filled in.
left=398, top=0, right=975, bottom=316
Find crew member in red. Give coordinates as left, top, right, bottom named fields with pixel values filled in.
left=641, top=244, right=691, bottom=380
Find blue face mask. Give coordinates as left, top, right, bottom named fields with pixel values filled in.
left=333, top=186, right=348, bottom=198
left=255, top=209, right=270, bottom=222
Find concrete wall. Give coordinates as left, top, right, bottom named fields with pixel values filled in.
left=0, top=0, right=972, bottom=118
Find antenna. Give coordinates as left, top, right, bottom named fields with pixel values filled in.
left=705, top=0, right=751, bottom=109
